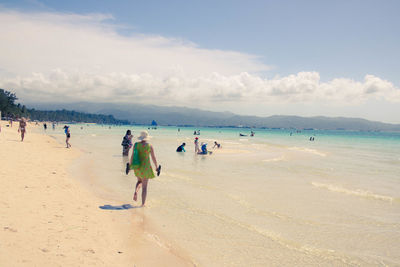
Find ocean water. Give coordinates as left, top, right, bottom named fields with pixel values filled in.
left=46, top=125, right=400, bottom=266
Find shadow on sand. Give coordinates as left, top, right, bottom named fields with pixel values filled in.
left=99, top=204, right=138, bottom=210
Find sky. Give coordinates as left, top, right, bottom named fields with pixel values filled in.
left=0, top=0, right=399, bottom=123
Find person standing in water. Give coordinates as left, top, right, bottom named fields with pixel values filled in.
left=121, top=130, right=133, bottom=156
left=130, top=131, right=160, bottom=207
left=18, top=117, right=27, bottom=141
left=194, top=137, right=200, bottom=153
left=64, top=125, right=71, bottom=148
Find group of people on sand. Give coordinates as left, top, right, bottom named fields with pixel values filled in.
left=122, top=130, right=161, bottom=207
left=177, top=137, right=221, bottom=155
left=6, top=116, right=71, bottom=148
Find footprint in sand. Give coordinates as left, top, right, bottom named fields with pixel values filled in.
left=4, top=226, right=17, bottom=232
left=86, top=249, right=95, bottom=254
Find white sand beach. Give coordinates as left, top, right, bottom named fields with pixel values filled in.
left=0, top=121, right=191, bottom=266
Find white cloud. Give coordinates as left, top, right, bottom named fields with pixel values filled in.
left=0, top=9, right=268, bottom=77
left=0, top=9, right=399, bottom=122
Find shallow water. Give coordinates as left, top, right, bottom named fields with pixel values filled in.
left=46, top=125, right=400, bottom=266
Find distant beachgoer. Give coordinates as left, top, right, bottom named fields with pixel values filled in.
left=64, top=125, right=71, bottom=148
left=178, top=128, right=180, bottom=132
left=121, top=130, right=133, bottom=156
left=10, top=119, right=12, bottom=127
left=52, top=122, right=55, bottom=130
left=130, top=131, right=160, bottom=207
left=250, top=131, right=255, bottom=137
left=193, top=130, right=197, bottom=135
left=176, top=143, right=186, bottom=152
left=213, top=141, right=221, bottom=149
left=18, top=117, right=27, bottom=141
left=194, top=137, right=200, bottom=153
left=43, top=123, right=47, bottom=130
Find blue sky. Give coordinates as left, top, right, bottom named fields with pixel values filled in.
left=3, top=0, right=399, bottom=83
left=0, top=0, right=399, bottom=122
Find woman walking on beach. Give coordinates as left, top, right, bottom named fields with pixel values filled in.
left=18, top=117, right=27, bottom=141
left=130, top=131, right=160, bottom=207
left=64, top=125, right=71, bottom=148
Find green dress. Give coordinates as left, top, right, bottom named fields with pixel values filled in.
left=133, top=142, right=155, bottom=179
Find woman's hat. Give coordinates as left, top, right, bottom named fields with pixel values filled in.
left=138, top=131, right=151, bottom=141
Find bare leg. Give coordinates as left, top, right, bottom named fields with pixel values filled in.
left=133, top=179, right=142, bottom=201
left=141, top=178, right=149, bottom=207
left=21, top=131, right=25, bottom=142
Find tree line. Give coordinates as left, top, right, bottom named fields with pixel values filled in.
left=0, top=89, right=129, bottom=124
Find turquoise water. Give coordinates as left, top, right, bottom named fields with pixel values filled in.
left=46, top=125, right=400, bottom=266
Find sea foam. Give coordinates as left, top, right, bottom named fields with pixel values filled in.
left=311, top=182, right=394, bottom=202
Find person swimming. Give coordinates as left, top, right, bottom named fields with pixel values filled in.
left=176, top=143, right=186, bottom=152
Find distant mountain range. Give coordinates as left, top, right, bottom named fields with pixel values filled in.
left=26, top=102, right=400, bottom=132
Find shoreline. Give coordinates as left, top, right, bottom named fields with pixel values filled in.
left=0, top=121, right=193, bottom=266
left=66, top=134, right=195, bottom=267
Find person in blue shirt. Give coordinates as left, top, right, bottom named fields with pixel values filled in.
left=63, top=125, right=71, bottom=148
left=176, top=143, right=186, bottom=152
left=197, top=143, right=208, bottom=154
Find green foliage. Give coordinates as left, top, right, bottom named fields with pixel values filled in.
left=0, top=89, right=28, bottom=118
left=28, top=109, right=129, bottom=124
left=0, top=89, right=128, bottom=124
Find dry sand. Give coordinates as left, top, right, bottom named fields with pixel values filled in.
left=0, top=121, right=192, bottom=266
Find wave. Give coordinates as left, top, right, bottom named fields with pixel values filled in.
left=311, top=182, right=395, bottom=202
left=288, top=147, right=326, bottom=157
